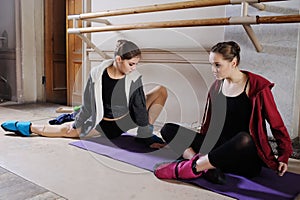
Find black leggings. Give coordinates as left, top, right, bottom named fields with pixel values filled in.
left=160, top=123, right=263, bottom=178
left=95, top=114, right=137, bottom=139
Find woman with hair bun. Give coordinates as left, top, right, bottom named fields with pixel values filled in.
left=154, top=41, right=292, bottom=183
left=2, top=40, right=167, bottom=149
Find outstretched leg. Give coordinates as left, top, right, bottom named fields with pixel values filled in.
left=1, top=120, right=79, bottom=138
left=30, top=122, right=79, bottom=138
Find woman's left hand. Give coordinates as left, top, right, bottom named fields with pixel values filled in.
left=277, top=162, right=288, bottom=176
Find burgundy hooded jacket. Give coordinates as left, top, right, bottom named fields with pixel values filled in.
left=199, top=70, right=293, bottom=171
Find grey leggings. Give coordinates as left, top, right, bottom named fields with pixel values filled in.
left=160, top=123, right=263, bottom=178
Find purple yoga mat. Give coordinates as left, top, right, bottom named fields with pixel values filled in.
left=70, top=134, right=300, bottom=200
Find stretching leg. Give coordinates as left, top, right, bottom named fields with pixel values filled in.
left=30, top=122, right=79, bottom=138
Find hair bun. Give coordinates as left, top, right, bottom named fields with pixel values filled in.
left=116, top=39, right=127, bottom=49
left=114, top=40, right=141, bottom=60
left=228, top=41, right=240, bottom=54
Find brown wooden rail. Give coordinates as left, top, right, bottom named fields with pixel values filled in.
left=69, top=0, right=287, bottom=20
left=68, top=14, right=300, bottom=34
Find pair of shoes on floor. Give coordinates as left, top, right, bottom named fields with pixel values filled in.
left=154, top=154, right=226, bottom=184
left=1, top=120, right=32, bottom=136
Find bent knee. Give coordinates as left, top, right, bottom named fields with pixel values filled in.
left=236, top=132, right=253, bottom=147
left=158, top=86, right=168, bottom=99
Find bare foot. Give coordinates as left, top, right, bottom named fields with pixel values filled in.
left=183, top=147, right=196, bottom=160
left=150, top=142, right=166, bottom=149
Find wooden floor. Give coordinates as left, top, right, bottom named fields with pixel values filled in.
left=0, top=103, right=299, bottom=200
left=0, top=165, right=65, bottom=200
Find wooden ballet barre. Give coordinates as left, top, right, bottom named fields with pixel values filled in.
left=257, top=15, right=300, bottom=24
left=68, top=0, right=286, bottom=20
left=68, top=14, right=300, bottom=34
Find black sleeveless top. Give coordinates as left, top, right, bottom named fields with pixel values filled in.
left=102, top=69, right=128, bottom=118
left=219, top=78, right=251, bottom=140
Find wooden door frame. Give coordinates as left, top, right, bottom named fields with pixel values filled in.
left=44, top=0, right=67, bottom=104
left=66, top=0, right=84, bottom=106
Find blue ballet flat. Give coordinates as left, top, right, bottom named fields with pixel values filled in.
left=16, top=121, right=32, bottom=136
left=1, top=120, right=31, bottom=137
left=1, top=120, right=18, bottom=132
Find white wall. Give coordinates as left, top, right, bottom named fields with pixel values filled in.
left=225, top=0, right=300, bottom=138
left=20, top=0, right=44, bottom=103
left=0, top=0, right=44, bottom=103
left=293, top=8, right=300, bottom=138
left=90, top=0, right=225, bottom=50
left=13, top=0, right=300, bottom=137
left=86, top=0, right=300, bottom=136
left=0, top=0, right=15, bottom=49
left=0, top=0, right=16, bottom=101
left=88, top=0, right=226, bottom=127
